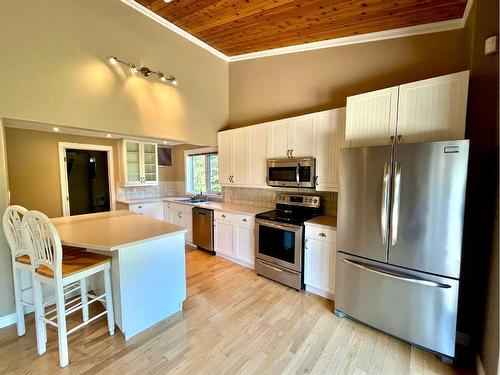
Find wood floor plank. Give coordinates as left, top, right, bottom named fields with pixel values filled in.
left=0, top=248, right=471, bottom=375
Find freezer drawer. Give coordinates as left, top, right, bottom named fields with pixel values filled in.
left=335, top=253, right=459, bottom=358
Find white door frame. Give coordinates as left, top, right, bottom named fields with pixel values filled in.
left=58, top=142, right=116, bottom=216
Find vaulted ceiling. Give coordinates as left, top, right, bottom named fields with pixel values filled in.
left=135, top=0, right=468, bottom=56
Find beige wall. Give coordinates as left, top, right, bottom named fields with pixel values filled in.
left=0, top=0, right=228, bottom=316
left=5, top=127, right=121, bottom=219
left=0, top=0, right=228, bottom=146
left=228, top=28, right=471, bottom=127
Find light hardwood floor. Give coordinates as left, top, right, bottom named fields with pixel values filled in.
left=0, top=248, right=473, bottom=374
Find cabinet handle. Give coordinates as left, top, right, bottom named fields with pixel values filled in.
left=319, top=233, right=326, bottom=237
left=138, top=205, right=143, bottom=209
left=286, top=149, right=290, bottom=158
left=390, top=136, right=395, bottom=144
left=222, top=214, right=226, bottom=218
left=291, top=149, right=294, bottom=158
left=305, top=238, right=308, bottom=250
left=397, top=134, right=402, bottom=143
left=242, top=218, right=247, bottom=222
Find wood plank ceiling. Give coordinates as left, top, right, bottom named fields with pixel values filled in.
left=135, top=0, right=468, bottom=56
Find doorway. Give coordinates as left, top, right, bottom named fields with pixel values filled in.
left=59, top=142, right=115, bottom=216
left=66, top=149, right=109, bottom=215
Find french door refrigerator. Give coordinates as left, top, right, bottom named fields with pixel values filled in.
left=335, top=139, right=469, bottom=361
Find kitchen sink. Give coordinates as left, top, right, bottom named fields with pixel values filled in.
left=175, top=198, right=210, bottom=203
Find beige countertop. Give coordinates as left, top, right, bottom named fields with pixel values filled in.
left=163, top=198, right=269, bottom=216
left=116, top=197, right=171, bottom=205
left=305, top=215, right=337, bottom=230
left=52, top=210, right=186, bottom=251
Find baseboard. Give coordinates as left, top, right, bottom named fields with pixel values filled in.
left=0, top=312, right=17, bottom=329
left=216, top=253, right=254, bottom=270
left=476, top=354, right=486, bottom=375
left=305, top=285, right=335, bottom=301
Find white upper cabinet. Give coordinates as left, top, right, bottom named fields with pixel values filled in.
left=266, top=119, right=290, bottom=158
left=313, top=108, right=346, bottom=191
left=345, top=71, right=469, bottom=147
left=247, top=125, right=268, bottom=187
left=345, top=87, right=399, bottom=147
left=122, top=140, right=158, bottom=186
left=396, top=71, right=469, bottom=144
left=218, top=108, right=345, bottom=191
left=267, top=117, right=315, bottom=159
left=218, top=129, right=249, bottom=186
left=218, top=131, right=232, bottom=186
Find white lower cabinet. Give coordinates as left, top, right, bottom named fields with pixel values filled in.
left=163, top=202, right=193, bottom=243
left=128, top=202, right=163, bottom=220
left=214, top=211, right=255, bottom=269
left=304, top=225, right=336, bottom=301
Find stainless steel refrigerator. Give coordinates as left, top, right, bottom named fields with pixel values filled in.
left=335, top=139, right=469, bottom=361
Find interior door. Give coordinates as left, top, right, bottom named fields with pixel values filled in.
left=388, top=140, right=469, bottom=278
left=337, top=145, right=393, bottom=262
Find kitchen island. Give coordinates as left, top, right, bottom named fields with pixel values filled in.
left=52, top=210, right=187, bottom=340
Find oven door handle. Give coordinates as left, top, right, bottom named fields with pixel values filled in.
left=256, top=259, right=298, bottom=275
left=256, top=219, right=302, bottom=231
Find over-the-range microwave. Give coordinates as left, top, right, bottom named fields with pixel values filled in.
left=266, top=157, right=316, bottom=188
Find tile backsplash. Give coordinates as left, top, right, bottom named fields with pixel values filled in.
left=116, top=181, right=186, bottom=200
left=222, top=186, right=337, bottom=216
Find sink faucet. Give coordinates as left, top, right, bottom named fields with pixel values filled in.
left=192, top=191, right=209, bottom=201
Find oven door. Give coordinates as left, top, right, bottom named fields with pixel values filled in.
left=267, top=158, right=315, bottom=188
left=255, top=219, right=303, bottom=272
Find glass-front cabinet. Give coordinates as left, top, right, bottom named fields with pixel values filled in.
left=123, top=140, right=158, bottom=186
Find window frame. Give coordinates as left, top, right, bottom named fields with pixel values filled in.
left=185, top=147, right=221, bottom=196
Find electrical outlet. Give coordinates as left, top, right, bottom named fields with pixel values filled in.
left=485, top=36, right=497, bottom=55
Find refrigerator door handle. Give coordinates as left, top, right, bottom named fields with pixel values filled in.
left=339, top=257, right=451, bottom=289
left=391, top=161, right=401, bottom=246
left=381, top=162, right=391, bottom=244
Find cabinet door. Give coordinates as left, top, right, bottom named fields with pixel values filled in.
left=124, top=140, right=142, bottom=185
left=304, top=238, right=335, bottom=294
left=247, top=125, right=268, bottom=187
left=289, top=115, right=314, bottom=158
left=129, top=203, right=151, bottom=216
left=345, top=87, right=399, bottom=147
left=215, top=220, right=234, bottom=256
left=235, top=224, right=255, bottom=266
left=163, top=203, right=172, bottom=223
left=182, top=212, right=193, bottom=243
left=314, top=108, right=346, bottom=191
left=231, top=128, right=249, bottom=185
left=218, top=131, right=232, bottom=185
left=267, top=119, right=291, bottom=158
left=396, top=71, right=469, bottom=144
left=149, top=202, right=164, bottom=220
left=142, top=142, right=158, bottom=185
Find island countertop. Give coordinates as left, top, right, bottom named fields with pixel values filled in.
left=52, top=210, right=186, bottom=251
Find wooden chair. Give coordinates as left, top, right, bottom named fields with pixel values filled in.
left=22, top=210, right=115, bottom=367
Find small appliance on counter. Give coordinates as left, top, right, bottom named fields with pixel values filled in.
left=266, top=157, right=316, bottom=188
left=255, top=194, right=321, bottom=290
left=192, top=207, right=214, bottom=253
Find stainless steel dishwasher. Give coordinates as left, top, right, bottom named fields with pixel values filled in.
left=192, top=207, right=214, bottom=253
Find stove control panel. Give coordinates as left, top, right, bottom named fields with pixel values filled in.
left=276, top=194, right=321, bottom=208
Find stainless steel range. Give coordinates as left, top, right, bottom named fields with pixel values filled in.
left=255, top=194, right=321, bottom=290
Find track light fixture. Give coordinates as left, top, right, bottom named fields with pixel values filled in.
left=108, top=56, right=177, bottom=85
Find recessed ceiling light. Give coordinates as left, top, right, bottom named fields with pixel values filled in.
left=109, top=56, right=118, bottom=65
left=164, top=0, right=173, bottom=3
left=171, top=79, right=178, bottom=86
left=162, top=141, right=168, bottom=144
left=52, top=127, right=60, bottom=132
left=106, top=134, right=112, bottom=138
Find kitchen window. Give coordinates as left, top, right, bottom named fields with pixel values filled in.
left=185, top=149, right=221, bottom=195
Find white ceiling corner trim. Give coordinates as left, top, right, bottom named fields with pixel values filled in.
left=120, top=0, right=229, bottom=61
left=121, top=0, right=473, bottom=63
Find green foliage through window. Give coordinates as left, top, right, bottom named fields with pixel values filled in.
left=187, top=153, right=220, bottom=195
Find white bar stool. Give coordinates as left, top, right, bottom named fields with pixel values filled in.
left=3, top=205, right=91, bottom=339
left=22, top=210, right=115, bottom=368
